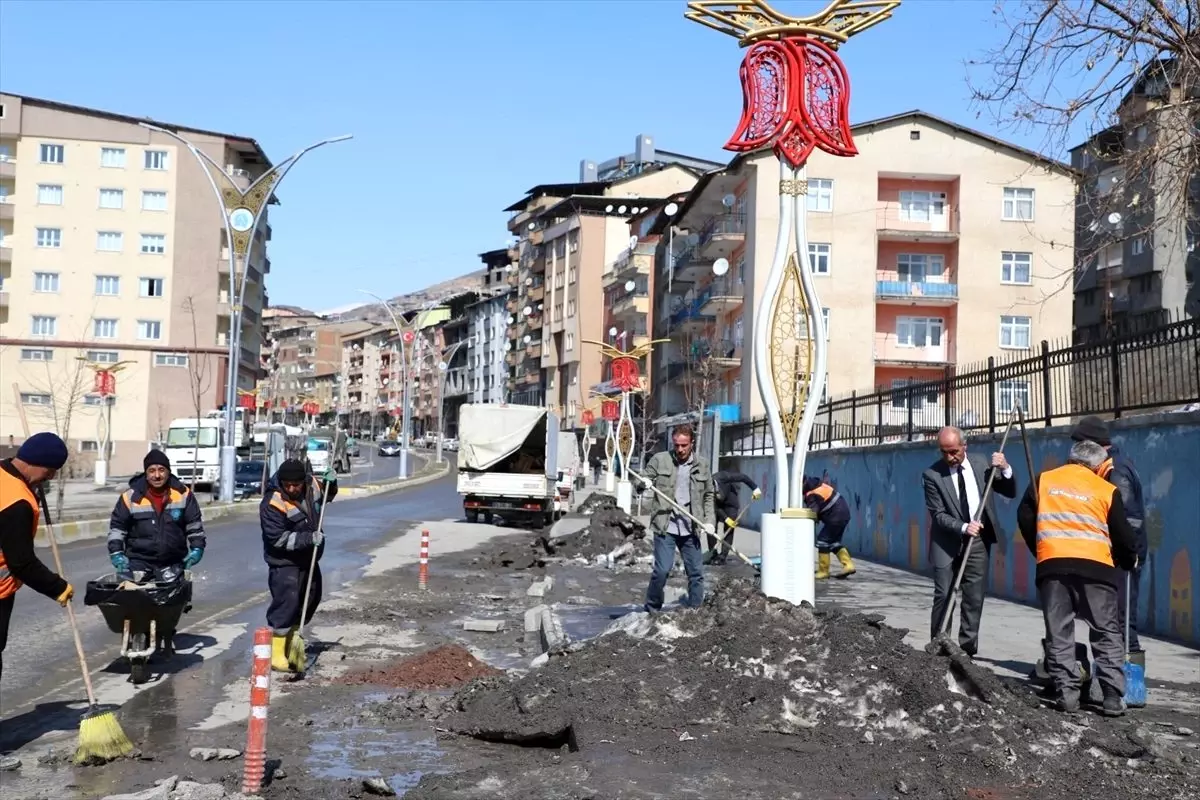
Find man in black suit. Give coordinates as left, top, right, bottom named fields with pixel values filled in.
left=922, top=426, right=1017, bottom=656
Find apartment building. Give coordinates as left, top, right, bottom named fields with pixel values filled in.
left=652, top=111, right=1076, bottom=427
left=1071, top=58, right=1200, bottom=342
left=339, top=324, right=394, bottom=435
left=259, top=308, right=365, bottom=423
left=504, top=134, right=721, bottom=425
left=0, top=93, right=272, bottom=474
left=468, top=249, right=515, bottom=405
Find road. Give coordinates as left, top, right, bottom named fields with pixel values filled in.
left=341, top=443, right=448, bottom=486
left=0, top=458, right=458, bottom=750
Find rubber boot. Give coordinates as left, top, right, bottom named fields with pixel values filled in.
left=271, top=634, right=291, bottom=672
left=815, top=552, right=831, bottom=580
left=835, top=547, right=856, bottom=578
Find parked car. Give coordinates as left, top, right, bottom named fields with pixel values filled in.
left=378, top=440, right=402, bottom=457
left=441, top=437, right=458, bottom=452
left=346, top=437, right=361, bottom=458
left=234, top=460, right=267, bottom=500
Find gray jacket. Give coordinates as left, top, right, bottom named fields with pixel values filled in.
left=640, top=450, right=716, bottom=536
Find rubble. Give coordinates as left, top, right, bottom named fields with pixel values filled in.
left=100, top=777, right=251, bottom=800
left=577, top=491, right=618, bottom=514
left=335, top=644, right=501, bottom=689
left=187, top=747, right=240, bottom=762
left=538, top=505, right=647, bottom=563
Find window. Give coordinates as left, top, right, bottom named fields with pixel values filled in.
left=1001, top=251, right=1032, bottom=284
left=137, top=320, right=162, bottom=340
left=86, top=350, right=120, bottom=364
left=37, top=184, right=64, bottom=205
left=33, top=272, right=59, bottom=293
left=141, top=190, right=167, bottom=211
left=998, top=379, right=1031, bottom=413
left=144, top=150, right=169, bottom=170
left=807, top=243, right=831, bottom=275
left=95, top=275, right=121, bottom=296
left=567, top=300, right=576, bottom=317
left=796, top=307, right=831, bottom=340
left=94, top=319, right=118, bottom=339
left=101, top=147, right=127, bottom=168
left=31, top=315, right=57, bottom=336
left=140, top=277, right=164, bottom=297
left=36, top=228, right=62, bottom=248
left=897, top=253, right=945, bottom=283
left=99, top=188, right=124, bottom=209
left=565, top=333, right=575, bottom=351
left=39, top=143, right=64, bottom=164
left=1002, top=187, right=1035, bottom=221
left=97, top=231, right=123, bottom=252
left=890, top=378, right=940, bottom=411
left=1132, top=236, right=1146, bottom=256
left=896, top=316, right=944, bottom=348
left=999, top=315, right=1032, bottom=349
left=899, top=190, right=946, bottom=223
left=140, top=234, right=166, bottom=255
left=20, top=393, right=52, bottom=406
left=807, top=178, right=833, bottom=212
left=154, top=352, right=189, bottom=367
left=20, top=348, right=53, bottom=362
left=80, top=439, right=101, bottom=451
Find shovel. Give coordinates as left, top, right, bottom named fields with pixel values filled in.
left=704, top=501, right=756, bottom=565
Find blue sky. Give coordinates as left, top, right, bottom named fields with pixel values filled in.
left=0, top=0, right=1063, bottom=311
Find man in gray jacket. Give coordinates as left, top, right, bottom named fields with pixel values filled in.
left=637, top=424, right=716, bottom=611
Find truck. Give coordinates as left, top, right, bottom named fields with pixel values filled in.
left=163, top=417, right=224, bottom=489
left=456, top=404, right=559, bottom=526
left=554, top=430, right=582, bottom=515
left=248, top=423, right=306, bottom=477
left=204, top=408, right=248, bottom=455
left=305, top=427, right=350, bottom=474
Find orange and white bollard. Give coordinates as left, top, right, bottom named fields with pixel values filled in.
left=419, top=529, right=430, bottom=591
left=242, top=627, right=271, bottom=794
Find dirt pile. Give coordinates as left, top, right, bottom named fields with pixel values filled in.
left=577, top=492, right=617, bottom=514
left=426, top=580, right=1198, bottom=799
left=539, top=506, right=647, bottom=562
left=335, top=644, right=500, bottom=690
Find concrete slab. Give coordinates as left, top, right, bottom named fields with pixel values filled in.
left=463, top=619, right=506, bottom=633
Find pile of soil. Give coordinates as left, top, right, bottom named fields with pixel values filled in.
left=335, top=644, right=500, bottom=690
left=577, top=492, right=617, bottom=514
left=422, top=580, right=1199, bottom=799
left=538, top=506, right=647, bottom=562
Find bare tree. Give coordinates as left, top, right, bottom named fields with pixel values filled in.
left=969, top=1, right=1199, bottom=309
left=679, top=330, right=723, bottom=444
left=181, top=296, right=214, bottom=492
left=23, top=347, right=95, bottom=519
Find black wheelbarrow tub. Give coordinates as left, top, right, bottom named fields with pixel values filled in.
left=84, top=573, right=193, bottom=637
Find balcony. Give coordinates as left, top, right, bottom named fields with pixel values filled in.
left=0, top=155, right=14, bottom=179
left=528, top=282, right=545, bottom=302
left=875, top=278, right=958, bottom=306
left=873, top=331, right=952, bottom=367
left=876, top=201, right=959, bottom=242
left=669, top=285, right=716, bottom=328
left=604, top=242, right=655, bottom=288
left=526, top=340, right=543, bottom=358
left=700, top=277, right=744, bottom=314
left=691, top=336, right=742, bottom=370
left=0, top=289, right=8, bottom=309
left=0, top=198, right=12, bottom=221
left=698, top=213, right=746, bottom=259
left=671, top=242, right=711, bottom=283
left=0, top=242, right=10, bottom=263
left=611, top=291, right=650, bottom=318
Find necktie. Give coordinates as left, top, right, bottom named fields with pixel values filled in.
left=957, top=466, right=972, bottom=524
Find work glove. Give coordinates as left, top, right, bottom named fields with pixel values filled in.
left=751, top=488, right=762, bottom=500
left=311, top=530, right=325, bottom=548
left=110, top=552, right=131, bottom=572
left=183, top=548, right=204, bottom=569
left=724, top=517, right=737, bottom=529
left=56, top=583, right=74, bottom=606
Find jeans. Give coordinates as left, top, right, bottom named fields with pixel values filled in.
left=1039, top=574, right=1124, bottom=701
left=644, top=532, right=705, bottom=611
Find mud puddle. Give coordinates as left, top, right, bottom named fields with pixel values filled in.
left=308, top=723, right=446, bottom=796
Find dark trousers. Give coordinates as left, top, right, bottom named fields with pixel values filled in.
left=592, top=465, right=602, bottom=485
left=0, top=594, right=13, bottom=683
left=709, top=508, right=738, bottom=554
left=816, top=521, right=847, bottom=554
left=1039, top=574, right=1124, bottom=701
left=267, top=564, right=322, bottom=635
left=645, top=533, right=704, bottom=611
left=931, top=536, right=989, bottom=655
left=1117, top=566, right=1142, bottom=652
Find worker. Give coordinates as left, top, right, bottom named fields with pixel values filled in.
left=803, top=475, right=855, bottom=579
left=261, top=459, right=337, bottom=672
left=709, top=469, right=760, bottom=565
left=1017, top=439, right=1138, bottom=716
left=107, top=450, right=206, bottom=655
left=0, top=433, right=74, bottom=687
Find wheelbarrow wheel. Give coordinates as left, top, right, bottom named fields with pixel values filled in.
left=130, top=659, right=150, bottom=685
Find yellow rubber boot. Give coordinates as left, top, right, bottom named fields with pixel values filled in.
left=836, top=547, right=856, bottom=578
left=815, top=552, right=831, bottom=580
left=271, top=635, right=291, bottom=672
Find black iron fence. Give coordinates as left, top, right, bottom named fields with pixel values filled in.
left=721, top=314, right=1200, bottom=455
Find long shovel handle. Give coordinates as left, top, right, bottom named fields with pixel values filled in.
left=298, top=477, right=333, bottom=639
left=1016, top=408, right=1037, bottom=489
left=627, top=468, right=756, bottom=569
left=37, top=488, right=99, bottom=707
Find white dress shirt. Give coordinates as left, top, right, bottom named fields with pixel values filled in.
left=954, top=461, right=1013, bottom=533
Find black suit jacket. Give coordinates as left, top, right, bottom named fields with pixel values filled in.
left=922, top=453, right=1017, bottom=554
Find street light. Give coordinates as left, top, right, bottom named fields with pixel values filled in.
left=434, top=340, right=467, bottom=465
left=140, top=123, right=352, bottom=503
left=686, top=0, right=894, bottom=606
left=76, top=357, right=135, bottom=485
left=358, top=290, right=416, bottom=480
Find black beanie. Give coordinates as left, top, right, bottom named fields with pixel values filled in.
left=1070, top=416, right=1111, bottom=446
left=143, top=449, right=172, bottom=471
left=278, top=459, right=306, bottom=483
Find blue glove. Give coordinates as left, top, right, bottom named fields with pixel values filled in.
left=321, top=466, right=336, bottom=483
left=110, top=552, right=130, bottom=572
left=183, top=548, right=204, bottom=569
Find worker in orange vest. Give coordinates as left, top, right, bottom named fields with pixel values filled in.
left=0, top=433, right=75, bottom=685
left=803, top=475, right=854, bottom=579
left=1016, top=439, right=1138, bottom=716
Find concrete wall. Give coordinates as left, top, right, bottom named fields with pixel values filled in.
left=724, top=411, right=1200, bottom=645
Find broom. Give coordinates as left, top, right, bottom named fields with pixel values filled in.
left=36, top=488, right=134, bottom=764
left=287, top=475, right=333, bottom=671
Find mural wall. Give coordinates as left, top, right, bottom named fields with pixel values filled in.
left=724, top=411, right=1200, bottom=646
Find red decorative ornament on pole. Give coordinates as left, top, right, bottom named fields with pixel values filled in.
left=238, top=393, right=256, bottom=410
left=581, top=409, right=595, bottom=426
left=600, top=400, right=619, bottom=422
left=93, top=370, right=116, bottom=397
left=609, top=357, right=641, bottom=393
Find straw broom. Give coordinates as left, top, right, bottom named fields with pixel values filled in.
left=36, top=488, right=134, bottom=764
left=287, top=475, right=333, bottom=672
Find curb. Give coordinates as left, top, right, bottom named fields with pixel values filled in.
left=34, top=459, right=451, bottom=549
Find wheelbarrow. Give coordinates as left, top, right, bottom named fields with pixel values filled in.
left=84, top=566, right=193, bottom=685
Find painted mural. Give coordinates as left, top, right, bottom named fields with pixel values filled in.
left=727, top=414, right=1200, bottom=646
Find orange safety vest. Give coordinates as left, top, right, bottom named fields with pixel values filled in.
left=0, top=468, right=40, bottom=598
left=805, top=483, right=841, bottom=513
left=1035, top=463, right=1115, bottom=567
left=1097, top=458, right=1114, bottom=480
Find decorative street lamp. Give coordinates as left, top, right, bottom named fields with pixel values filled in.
left=686, top=0, right=897, bottom=605
left=435, top=339, right=467, bottom=465
left=77, top=358, right=135, bottom=485
left=140, top=123, right=352, bottom=503
left=359, top=291, right=417, bottom=480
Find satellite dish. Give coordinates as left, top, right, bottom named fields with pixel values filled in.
left=722, top=193, right=736, bottom=208
left=664, top=202, right=679, bottom=216
left=523, top=335, right=531, bottom=344
left=605, top=204, right=614, bottom=213
left=525, top=277, right=532, bottom=285
left=617, top=205, right=627, bottom=214
left=686, top=233, right=700, bottom=246
left=712, top=257, right=730, bottom=276
left=523, top=306, right=532, bottom=316
left=537, top=302, right=544, bottom=310
left=508, top=316, right=515, bottom=324
left=1107, top=212, right=1122, bottom=225
left=624, top=280, right=636, bottom=292
left=505, top=343, right=511, bottom=351
left=527, top=222, right=536, bottom=230
left=438, top=361, right=448, bottom=371
left=609, top=326, right=618, bottom=337
left=628, top=235, right=639, bottom=250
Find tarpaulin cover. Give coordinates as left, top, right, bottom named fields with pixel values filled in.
left=457, top=404, right=550, bottom=472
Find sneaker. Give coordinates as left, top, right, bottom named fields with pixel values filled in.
left=1101, top=695, right=1126, bottom=717
left=1057, top=693, right=1081, bottom=713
